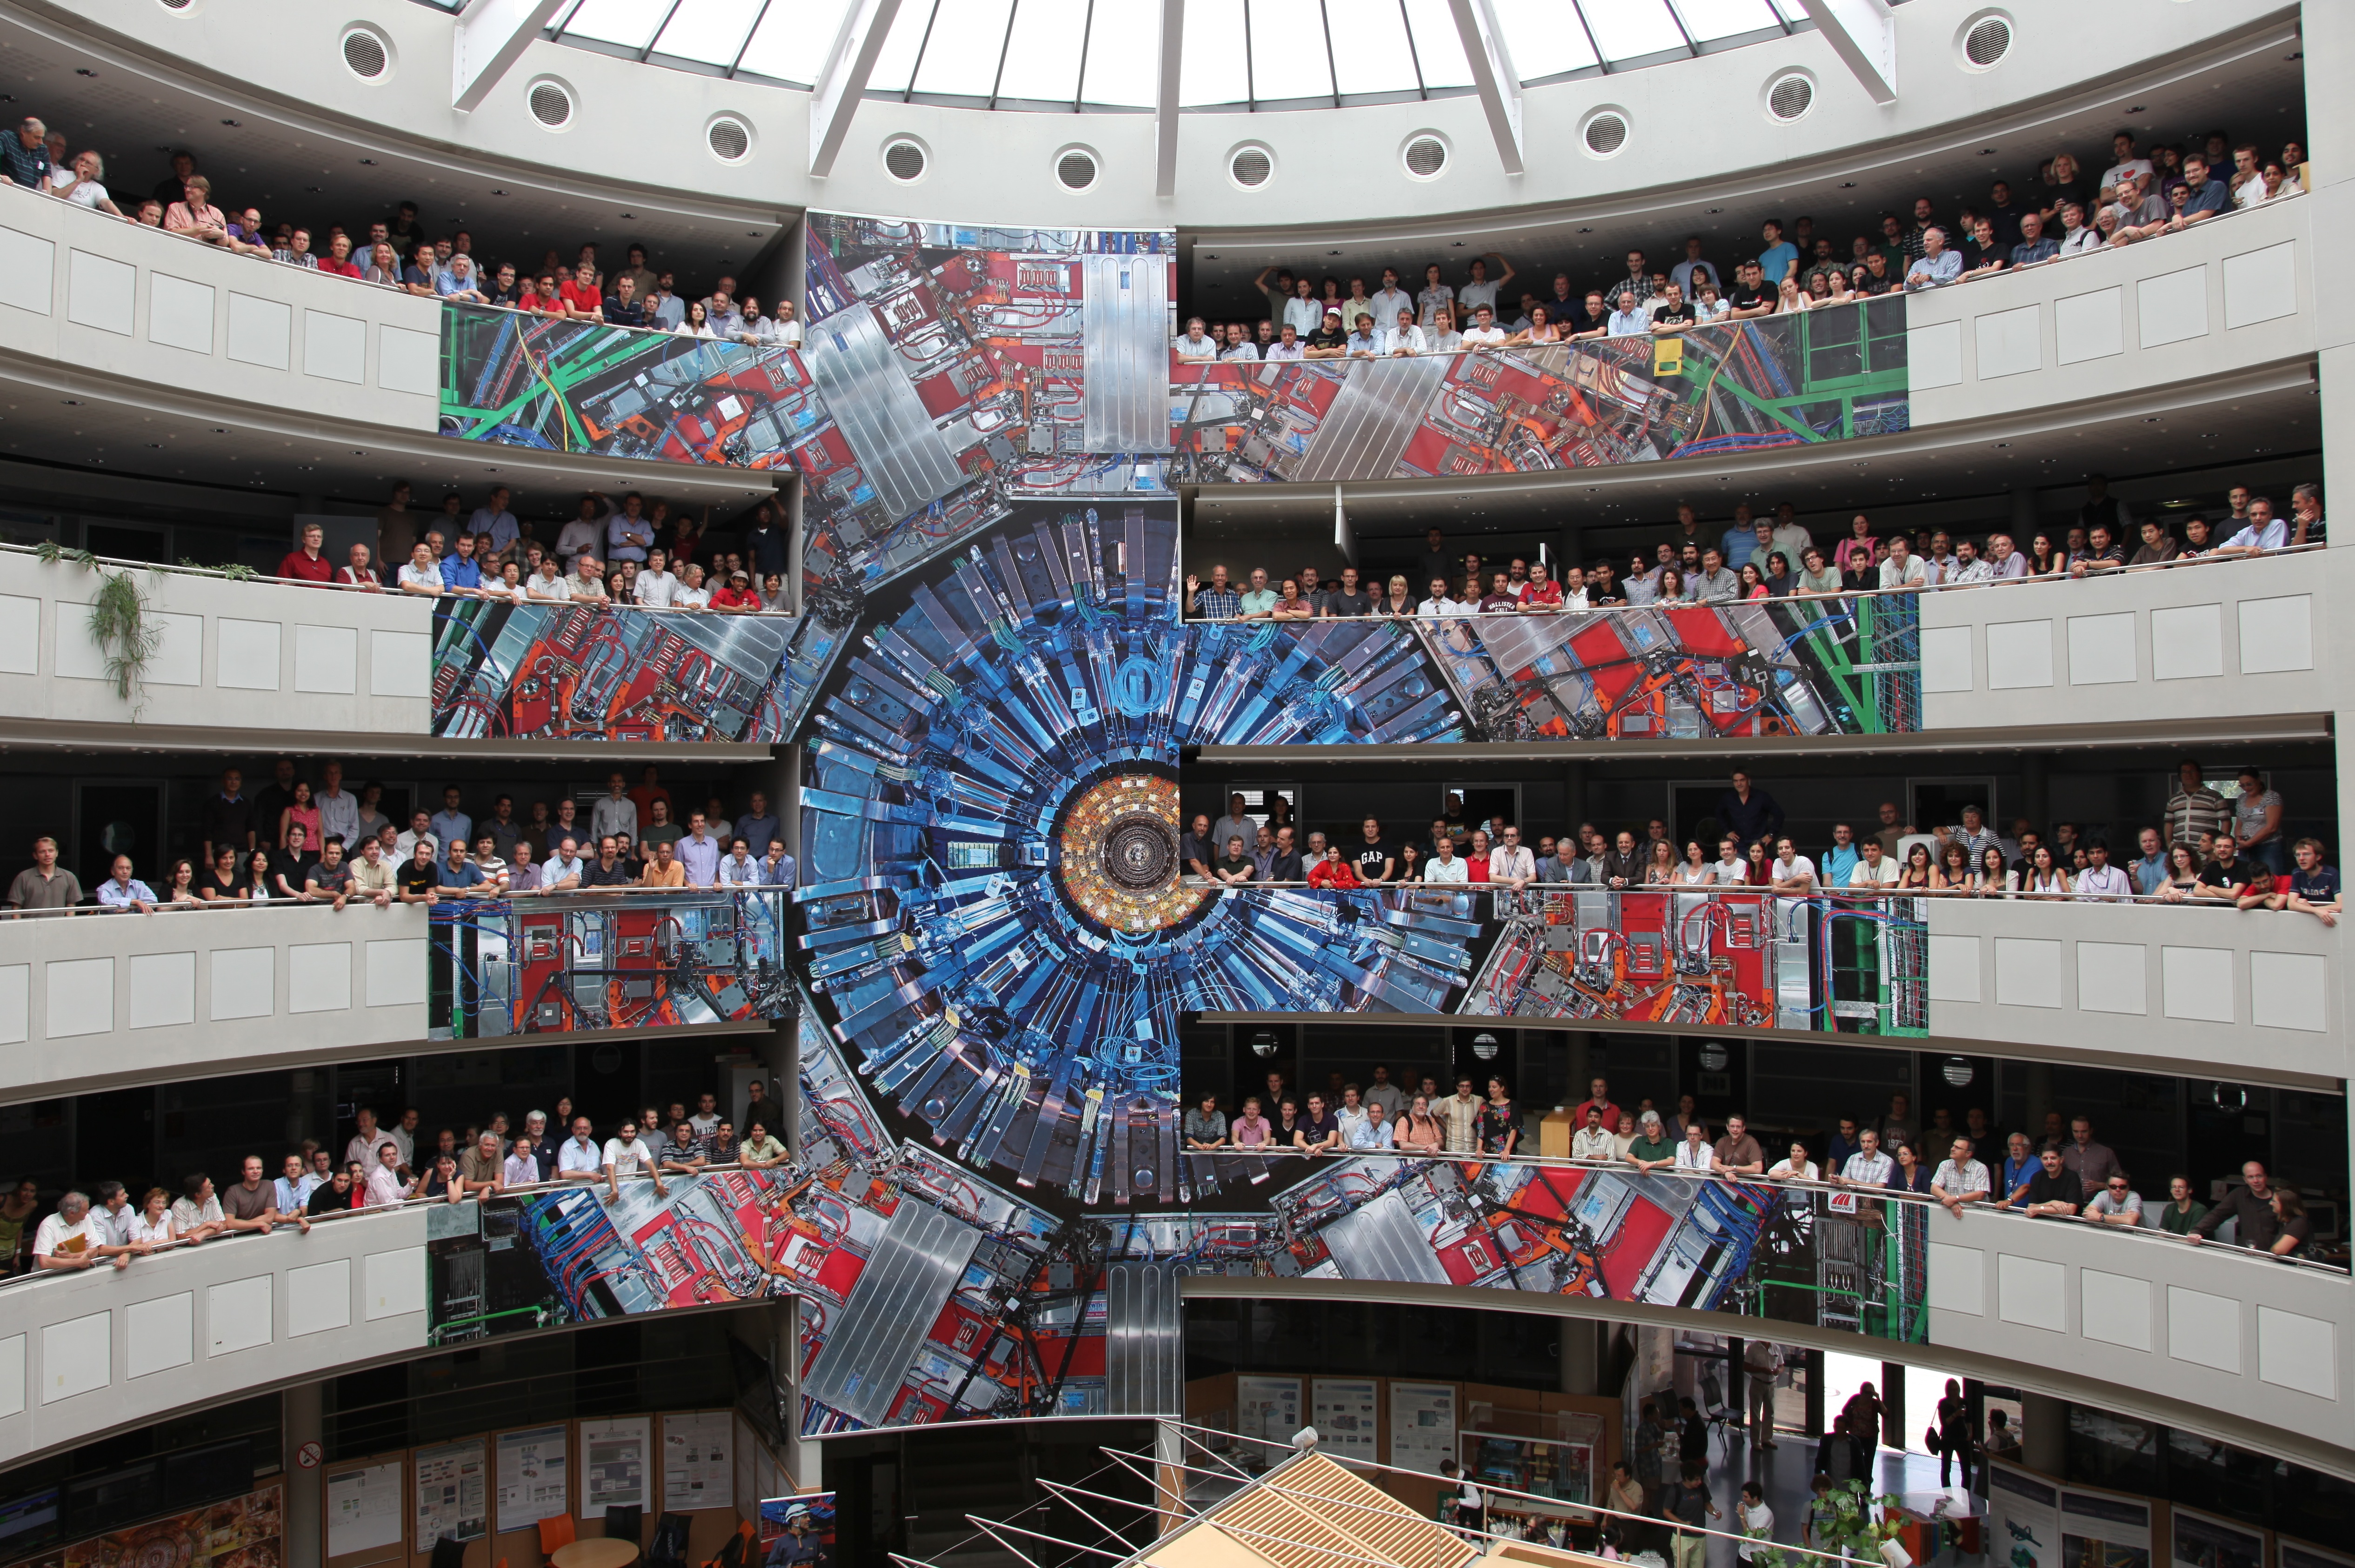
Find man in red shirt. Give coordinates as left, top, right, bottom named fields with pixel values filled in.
left=277, top=522, right=334, bottom=585
left=316, top=232, right=362, bottom=279
left=1570, top=1076, right=1621, bottom=1136
left=1518, top=560, right=1565, bottom=611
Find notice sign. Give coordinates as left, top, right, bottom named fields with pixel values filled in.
left=663, top=1412, right=735, bottom=1512
left=1235, top=1376, right=1302, bottom=1455
left=413, top=1440, right=487, bottom=1548
left=1311, top=1379, right=1379, bottom=1466
left=580, top=1417, right=652, bottom=1513
left=495, top=1425, right=569, bottom=1535
left=1388, top=1382, right=1457, bottom=1474
left=325, top=1462, right=404, bottom=1559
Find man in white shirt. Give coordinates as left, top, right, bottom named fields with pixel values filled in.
left=1417, top=578, right=1458, bottom=617
left=274, top=1154, right=320, bottom=1217
left=2075, top=840, right=2134, bottom=900
left=33, top=1190, right=132, bottom=1271
left=526, top=557, right=573, bottom=602
left=557, top=1117, right=605, bottom=1182
left=1606, top=289, right=1649, bottom=337
left=1489, top=826, right=1536, bottom=890
left=1877, top=535, right=1928, bottom=589
left=2099, top=131, right=2155, bottom=193
left=1460, top=305, right=1509, bottom=346
left=2217, top=495, right=2290, bottom=556
left=2084, top=1174, right=2144, bottom=1226
left=771, top=301, right=804, bottom=348
left=602, top=1121, right=667, bottom=1203
left=556, top=496, right=610, bottom=567
left=1174, top=318, right=1219, bottom=359
left=1219, top=323, right=1260, bottom=362
left=1838, top=1129, right=1894, bottom=1187
left=503, top=1136, right=542, bottom=1189
left=1367, top=268, right=1412, bottom=333
left=396, top=543, right=444, bottom=595
left=1425, top=838, right=1468, bottom=884
left=541, top=839, right=587, bottom=892
left=1346, top=1101, right=1395, bottom=1151
left=315, top=761, right=360, bottom=850
left=567, top=554, right=608, bottom=602
left=1380, top=308, right=1426, bottom=356
left=1673, top=1122, right=1715, bottom=1173
left=1846, top=838, right=1900, bottom=889
left=1931, top=1137, right=1991, bottom=1215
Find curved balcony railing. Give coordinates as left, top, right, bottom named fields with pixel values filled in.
left=0, top=888, right=796, bottom=1103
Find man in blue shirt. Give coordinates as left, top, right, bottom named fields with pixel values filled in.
left=677, top=815, right=722, bottom=888
left=1904, top=228, right=1961, bottom=290
left=1820, top=824, right=1861, bottom=889
left=435, top=838, right=491, bottom=895
left=735, top=793, right=781, bottom=862
left=1756, top=219, right=1800, bottom=286
left=2009, top=212, right=2060, bottom=267
left=2176, top=153, right=2231, bottom=221
left=1606, top=289, right=1649, bottom=337
left=2129, top=828, right=2169, bottom=896
left=441, top=533, right=484, bottom=591
left=429, top=787, right=473, bottom=854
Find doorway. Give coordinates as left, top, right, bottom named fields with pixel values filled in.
left=74, top=779, right=164, bottom=889
left=1445, top=782, right=1520, bottom=843
left=1906, top=777, right=1998, bottom=837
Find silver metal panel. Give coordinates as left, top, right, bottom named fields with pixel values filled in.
left=800, top=1198, right=981, bottom=1425
left=1082, top=255, right=1171, bottom=452
left=1103, top=1261, right=1183, bottom=1416
left=1319, top=1186, right=1451, bottom=1286
left=1291, top=356, right=1452, bottom=483
left=805, top=305, right=968, bottom=525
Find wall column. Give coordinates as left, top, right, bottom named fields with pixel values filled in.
left=283, top=1382, right=324, bottom=1568
left=1559, top=1318, right=1600, bottom=1395
left=2020, top=1391, right=2068, bottom=1476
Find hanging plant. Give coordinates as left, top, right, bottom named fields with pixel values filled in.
left=36, top=540, right=166, bottom=704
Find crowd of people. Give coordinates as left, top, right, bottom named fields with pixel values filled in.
left=1, top=764, right=798, bottom=915
left=1180, top=131, right=2309, bottom=359
left=1180, top=1068, right=2316, bottom=1261
left=263, top=487, right=793, bottom=615
left=0, top=1087, right=789, bottom=1276
left=1183, top=484, right=2322, bottom=621
left=1179, top=769, right=2337, bottom=919
left=2, top=120, right=798, bottom=345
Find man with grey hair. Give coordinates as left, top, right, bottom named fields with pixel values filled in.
left=2, top=116, right=50, bottom=188
left=33, top=1190, right=134, bottom=1271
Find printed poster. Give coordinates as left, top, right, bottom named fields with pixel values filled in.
left=757, top=1493, right=837, bottom=1568
left=60, top=1483, right=282, bottom=1568
left=1988, top=1462, right=2060, bottom=1568
left=414, top=1439, right=488, bottom=1547
left=2060, top=1485, right=2151, bottom=1568
left=325, top=1462, right=405, bottom=1558
left=495, top=1425, right=570, bottom=1535
left=1388, top=1382, right=1457, bottom=1474
left=579, top=1417, right=652, bottom=1513
left=663, top=1411, right=735, bottom=1512
left=1235, top=1375, right=1302, bottom=1456
left=2280, top=1542, right=2355, bottom=1568
left=1311, top=1378, right=1380, bottom=1466
left=2167, top=1508, right=2262, bottom=1568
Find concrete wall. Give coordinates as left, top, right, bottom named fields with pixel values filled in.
left=0, top=550, right=434, bottom=733
left=1902, top=197, right=2315, bottom=425
left=0, top=182, right=440, bottom=427
left=0, top=1204, right=432, bottom=1466
left=1916, top=548, right=2343, bottom=731
left=0, top=903, right=430, bottom=1104
left=1924, top=898, right=2346, bottom=1086
left=1926, top=1203, right=2352, bottom=1454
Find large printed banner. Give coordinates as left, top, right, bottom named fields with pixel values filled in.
left=423, top=1011, right=1916, bottom=1437
left=1173, top=299, right=1908, bottom=483
left=13, top=1485, right=282, bottom=1568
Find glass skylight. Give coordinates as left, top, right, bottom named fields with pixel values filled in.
left=527, top=0, right=1813, bottom=106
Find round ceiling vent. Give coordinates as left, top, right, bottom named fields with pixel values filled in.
left=1766, top=72, right=1815, bottom=121
left=1961, top=13, right=2013, bottom=68
left=340, top=25, right=391, bottom=80
left=884, top=138, right=927, bottom=182
left=1056, top=148, right=1099, bottom=190
left=1581, top=110, right=1629, bottom=157
left=1403, top=135, right=1448, bottom=178
left=159, top=0, right=193, bottom=9
left=528, top=79, right=574, bottom=129
left=1230, top=146, right=1273, bottom=188
left=707, top=115, right=752, bottom=162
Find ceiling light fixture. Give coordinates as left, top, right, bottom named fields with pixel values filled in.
left=220, top=118, right=240, bottom=127
left=2127, top=106, right=2146, bottom=113
left=75, top=68, right=95, bottom=76
left=359, top=158, right=377, bottom=165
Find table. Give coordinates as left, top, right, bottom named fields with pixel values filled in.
left=552, top=1538, right=640, bottom=1568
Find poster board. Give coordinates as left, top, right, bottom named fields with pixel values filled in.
left=733, top=1416, right=758, bottom=1535
left=2168, top=1507, right=2263, bottom=1568
left=325, top=1460, right=407, bottom=1562
left=494, top=1425, right=569, bottom=1535
left=1311, top=1380, right=1380, bottom=1467
left=1987, top=1461, right=2060, bottom=1568
left=413, top=1439, right=488, bottom=1548
left=1235, top=1376, right=1303, bottom=1456
left=578, top=1418, right=653, bottom=1515
left=2060, top=1483, right=2152, bottom=1568
left=1388, top=1382, right=1457, bottom=1475
left=662, top=1412, right=735, bottom=1513
left=2278, top=1542, right=2355, bottom=1568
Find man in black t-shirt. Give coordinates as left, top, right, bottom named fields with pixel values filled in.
left=2011, top=1148, right=2082, bottom=1216
left=1305, top=308, right=1348, bottom=357
left=1351, top=818, right=1396, bottom=884
left=1266, top=827, right=1304, bottom=884
left=582, top=837, right=635, bottom=889
left=396, top=841, right=440, bottom=904
left=1650, top=283, right=1697, bottom=331
left=1723, top=260, right=1775, bottom=319
left=1324, top=566, right=1372, bottom=617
